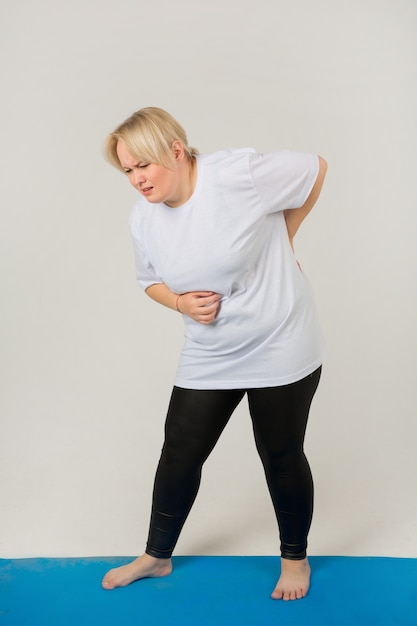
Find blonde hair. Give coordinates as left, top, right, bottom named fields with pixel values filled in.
left=104, top=106, right=199, bottom=171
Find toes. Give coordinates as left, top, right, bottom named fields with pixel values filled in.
left=101, top=579, right=113, bottom=590
left=296, top=587, right=306, bottom=600
left=101, top=570, right=119, bottom=590
left=271, top=585, right=307, bottom=601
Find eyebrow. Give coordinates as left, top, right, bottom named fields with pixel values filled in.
left=123, top=160, right=146, bottom=169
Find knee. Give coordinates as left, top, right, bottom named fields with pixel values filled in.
left=159, top=440, right=203, bottom=476
left=260, top=447, right=306, bottom=472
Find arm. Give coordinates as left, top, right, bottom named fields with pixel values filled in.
left=145, top=283, right=221, bottom=325
left=284, top=155, right=327, bottom=246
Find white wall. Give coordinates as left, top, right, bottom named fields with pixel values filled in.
left=1, top=0, right=416, bottom=558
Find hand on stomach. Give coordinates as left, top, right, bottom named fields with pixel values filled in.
left=177, top=291, right=222, bottom=324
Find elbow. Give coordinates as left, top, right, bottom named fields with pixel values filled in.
left=318, top=155, right=328, bottom=178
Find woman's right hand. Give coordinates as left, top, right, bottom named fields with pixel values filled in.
left=177, top=291, right=221, bottom=324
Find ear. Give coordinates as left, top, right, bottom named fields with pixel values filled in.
left=171, top=140, right=185, bottom=161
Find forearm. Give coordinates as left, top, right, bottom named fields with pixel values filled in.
left=145, top=283, right=180, bottom=311
left=145, top=283, right=221, bottom=324
left=285, top=155, right=327, bottom=241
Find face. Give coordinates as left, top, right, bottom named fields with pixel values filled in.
left=116, top=140, right=182, bottom=206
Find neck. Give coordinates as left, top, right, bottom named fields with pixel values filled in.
left=165, top=156, right=197, bottom=208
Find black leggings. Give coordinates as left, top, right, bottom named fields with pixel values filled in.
left=146, top=367, right=321, bottom=561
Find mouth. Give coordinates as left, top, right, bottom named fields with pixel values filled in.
left=142, top=186, right=153, bottom=194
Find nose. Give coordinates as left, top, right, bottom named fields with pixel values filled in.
left=132, top=169, right=145, bottom=186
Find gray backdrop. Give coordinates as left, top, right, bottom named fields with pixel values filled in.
left=1, top=0, right=416, bottom=558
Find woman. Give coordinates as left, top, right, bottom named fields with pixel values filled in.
left=101, top=107, right=327, bottom=601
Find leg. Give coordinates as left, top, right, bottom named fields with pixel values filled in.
left=247, top=367, right=321, bottom=600
left=146, top=386, right=245, bottom=557
left=102, top=386, right=244, bottom=590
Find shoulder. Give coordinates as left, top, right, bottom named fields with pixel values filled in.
left=199, top=147, right=257, bottom=167
left=249, top=150, right=319, bottom=183
left=200, top=149, right=317, bottom=179
left=198, top=148, right=258, bottom=189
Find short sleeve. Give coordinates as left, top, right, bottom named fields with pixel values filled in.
left=129, top=209, right=163, bottom=291
left=249, top=150, right=319, bottom=214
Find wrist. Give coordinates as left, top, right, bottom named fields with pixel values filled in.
left=175, top=294, right=183, bottom=313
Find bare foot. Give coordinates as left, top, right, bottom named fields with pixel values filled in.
left=271, top=557, right=311, bottom=601
left=101, top=554, right=172, bottom=590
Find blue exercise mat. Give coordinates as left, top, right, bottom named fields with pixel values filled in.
left=1, top=556, right=416, bottom=625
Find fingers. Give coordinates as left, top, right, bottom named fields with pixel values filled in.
left=181, top=292, right=221, bottom=324
left=195, top=300, right=220, bottom=324
left=189, top=291, right=219, bottom=302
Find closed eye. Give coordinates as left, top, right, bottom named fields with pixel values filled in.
left=123, top=163, right=149, bottom=174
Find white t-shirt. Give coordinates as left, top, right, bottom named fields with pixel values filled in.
left=129, top=148, right=325, bottom=389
